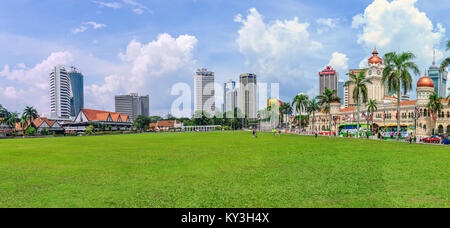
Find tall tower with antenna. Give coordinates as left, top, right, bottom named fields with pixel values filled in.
left=428, top=49, right=447, bottom=97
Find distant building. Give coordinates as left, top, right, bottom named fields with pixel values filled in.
left=223, top=80, right=238, bottom=113
left=319, top=66, right=338, bottom=96
left=50, top=66, right=72, bottom=119
left=194, top=68, right=215, bottom=116
left=239, top=73, right=257, bottom=120
left=15, top=116, right=64, bottom=134
left=338, top=80, right=345, bottom=102
left=64, top=108, right=132, bottom=133
left=115, top=93, right=150, bottom=121
left=428, top=51, right=447, bottom=97
left=154, top=120, right=183, bottom=131
left=68, top=67, right=84, bottom=117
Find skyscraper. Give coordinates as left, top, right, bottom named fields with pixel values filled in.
left=319, top=66, right=338, bottom=96
left=115, top=93, right=150, bottom=121
left=239, top=73, right=257, bottom=120
left=50, top=66, right=72, bottom=119
left=428, top=51, right=448, bottom=97
left=194, top=68, right=215, bottom=116
left=68, top=67, right=84, bottom=117
left=338, top=80, right=345, bottom=103
left=223, top=80, right=238, bottom=113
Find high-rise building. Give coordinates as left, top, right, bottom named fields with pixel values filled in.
left=319, top=66, right=338, bottom=96
left=239, top=73, right=257, bottom=120
left=223, top=80, right=238, bottom=113
left=115, top=93, right=150, bottom=121
left=428, top=51, right=447, bottom=97
left=338, top=80, right=345, bottom=102
left=194, top=68, right=215, bottom=116
left=68, top=67, right=84, bottom=117
left=50, top=66, right=72, bottom=119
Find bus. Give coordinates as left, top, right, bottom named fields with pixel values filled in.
left=338, top=124, right=371, bottom=137
left=377, top=125, right=415, bottom=139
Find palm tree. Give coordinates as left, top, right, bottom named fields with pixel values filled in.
left=279, top=102, right=292, bottom=128
left=5, top=112, right=20, bottom=133
left=367, top=99, right=378, bottom=134
left=23, top=106, right=38, bottom=127
left=345, top=70, right=372, bottom=138
left=427, top=92, right=444, bottom=135
left=307, top=98, right=320, bottom=133
left=292, top=94, right=309, bottom=130
left=439, top=41, right=450, bottom=74
left=317, top=88, right=341, bottom=136
left=382, top=51, right=420, bottom=140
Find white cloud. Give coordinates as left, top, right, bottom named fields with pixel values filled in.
left=73, top=22, right=106, bottom=34
left=92, top=1, right=122, bottom=9
left=235, top=8, right=322, bottom=85
left=92, top=0, right=151, bottom=14
left=352, top=0, right=446, bottom=70
left=316, top=18, right=339, bottom=34
left=86, top=33, right=198, bottom=109
left=0, top=52, right=73, bottom=113
left=328, top=52, right=348, bottom=71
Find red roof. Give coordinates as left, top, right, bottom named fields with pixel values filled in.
left=340, top=107, right=355, bottom=112
left=80, top=109, right=126, bottom=122
left=157, top=120, right=177, bottom=128
left=400, top=100, right=417, bottom=106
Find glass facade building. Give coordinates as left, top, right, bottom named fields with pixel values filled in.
left=68, top=68, right=84, bottom=117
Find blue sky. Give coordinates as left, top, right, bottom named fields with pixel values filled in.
left=0, top=0, right=449, bottom=116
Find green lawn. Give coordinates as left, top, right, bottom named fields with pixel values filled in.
left=0, top=132, right=448, bottom=208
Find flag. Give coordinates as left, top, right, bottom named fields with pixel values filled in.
left=414, top=107, right=421, bottom=118
left=430, top=110, right=435, bottom=121
left=396, top=112, right=399, bottom=120
left=370, top=113, right=373, bottom=121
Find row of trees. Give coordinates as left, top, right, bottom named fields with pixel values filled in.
left=0, top=105, right=39, bottom=135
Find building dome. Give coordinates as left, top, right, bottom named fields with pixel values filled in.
left=417, top=72, right=434, bottom=88
left=368, top=48, right=383, bottom=64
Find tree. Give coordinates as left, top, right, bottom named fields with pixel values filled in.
left=133, top=115, right=151, bottom=132
left=345, top=70, right=372, bottom=138
left=317, top=88, right=341, bottom=136
left=439, top=41, right=450, bottom=74
left=85, top=125, right=95, bottom=135
left=279, top=102, right=292, bottom=128
left=307, top=98, right=320, bottom=133
left=427, top=92, right=444, bottom=135
left=5, top=112, right=20, bottom=134
left=23, top=106, right=38, bottom=127
left=382, top=51, right=420, bottom=140
left=292, top=94, right=309, bottom=130
left=25, top=127, right=36, bottom=136
left=367, top=99, right=378, bottom=134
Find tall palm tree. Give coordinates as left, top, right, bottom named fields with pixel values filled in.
left=292, top=94, right=309, bottom=130
left=382, top=51, right=420, bottom=140
left=439, top=41, right=450, bottom=74
left=307, top=98, right=320, bottom=133
left=427, top=92, right=444, bottom=135
left=279, top=102, right=292, bottom=128
left=5, top=112, right=20, bottom=133
left=317, top=88, right=341, bottom=136
left=23, top=106, right=38, bottom=127
left=367, top=99, right=378, bottom=134
left=345, top=70, right=372, bottom=138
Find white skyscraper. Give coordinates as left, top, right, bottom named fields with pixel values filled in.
left=50, top=66, right=72, bottom=119
left=194, top=68, right=215, bottom=116
left=224, top=80, right=238, bottom=113
left=239, top=73, right=257, bottom=120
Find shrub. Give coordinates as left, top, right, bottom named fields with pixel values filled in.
left=40, top=129, right=50, bottom=136
left=25, top=127, right=36, bottom=136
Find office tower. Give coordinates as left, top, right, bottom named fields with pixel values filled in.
left=224, top=80, right=238, bottom=113
left=428, top=50, right=448, bottom=97
left=239, top=73, right=257, bottom=120
left=338, top=80, right=345, bottom=102
left=194, top=68, right=215, bottom=116
left=115, top=93, right=150, bottom=121
left=68, top=67, right=84, bottom=117
left=319, top=66, right=338, bottom=96
left=50, top=66, right=72, bottom=119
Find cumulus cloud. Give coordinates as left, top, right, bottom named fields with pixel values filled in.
left=328, top=52, right=348, bottom=71
left=0, top=52, right=73, bottom=113
left=352, top=0, right=446, bottom=70
left=235, top=8, right=322, bottom=85
left=86, top=33, right=198, bottom=110
left=73, top=22, right=106, bottom=34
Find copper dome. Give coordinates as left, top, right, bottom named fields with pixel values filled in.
left=417, top=73, right=434, bottom=88
left=368, top=48, right=383, bottom=64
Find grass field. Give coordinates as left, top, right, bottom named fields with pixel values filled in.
left=0, top=131, right=448, bottom=208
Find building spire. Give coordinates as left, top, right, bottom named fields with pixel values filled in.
left=432, top=49, right=436, bottom=65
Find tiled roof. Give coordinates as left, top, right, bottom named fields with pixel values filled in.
left=400, top=100, right=417, bottom=106
left=340, top=107, right=355, bottom=112
left=157, top=120, right=177, bottom=128
left=80, top=109, right=125, bottom=122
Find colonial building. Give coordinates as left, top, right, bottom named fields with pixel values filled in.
left=15, top=116, right=65, bottom=134
left=63, top=109, right=132, bottom=133
left=310, top=49, right=450, bottom=137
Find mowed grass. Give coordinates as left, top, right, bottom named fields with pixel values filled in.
left=0, top=132, right=448, bottom=208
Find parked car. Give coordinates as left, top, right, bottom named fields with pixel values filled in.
left=442, top=139, right=450, bottom=145
left=423, top=135, right=440, bottom=143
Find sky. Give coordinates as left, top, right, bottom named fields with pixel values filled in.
left=0, top=0, right=449, bottom=116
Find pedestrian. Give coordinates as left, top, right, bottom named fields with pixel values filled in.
left=315, top=132, right=318, bottom=138
left=252, top=129, right=257, bottom=138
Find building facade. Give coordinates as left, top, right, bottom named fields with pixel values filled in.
left=64, top=108, right=132, bottom=133
left=68, top=67, right=84, bottom=117
left=338, top=80, right=345, bottom=104
left=428, top=53, right=448, bottom=97
left=223, top=80, right=238, bottom=113
left=319, top=66, right=338, bottom=96
left=115, top=93, right=150, bottom=121
left=50, top=66, right=72, bottom=119
left=239, top=73, right=257, bottom=120
left=194, top=68, right=215, bottom=116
